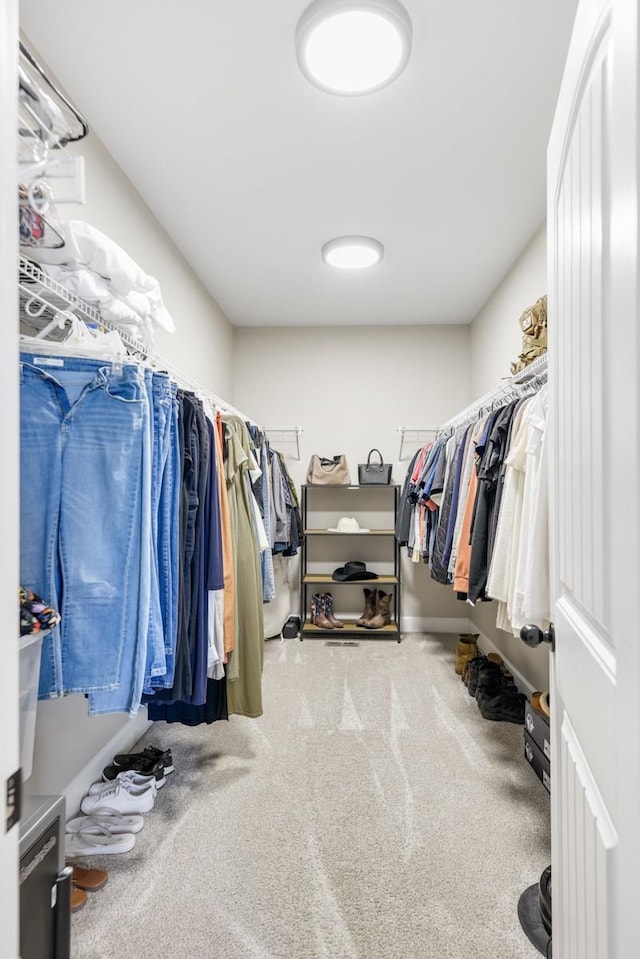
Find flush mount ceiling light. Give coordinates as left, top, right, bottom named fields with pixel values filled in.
left=296, top=0, right=412, bottom=96
left=321, top=236, right=384, bottom=269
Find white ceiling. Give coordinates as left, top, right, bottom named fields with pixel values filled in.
left=20, top=1, right=577, bottom=328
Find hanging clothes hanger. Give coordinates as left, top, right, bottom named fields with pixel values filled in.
left=20, top=309, right=128, bottom=363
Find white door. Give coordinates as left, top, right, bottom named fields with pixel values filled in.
left=0, top=2, right=21, bottom=957
left=548, top=0, right=640, bottom=954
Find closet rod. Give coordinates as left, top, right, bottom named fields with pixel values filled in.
left=439, top=354, right=548, bottom=434
left=19, top=255, right=256, bottom=424
left=19, top=41, right=89, bottom=145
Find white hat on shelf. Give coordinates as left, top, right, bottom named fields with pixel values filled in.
left=327, top=517, right=370, bottom=533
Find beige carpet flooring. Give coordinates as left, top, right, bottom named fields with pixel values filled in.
left=70, top=633, right=550, bottom=959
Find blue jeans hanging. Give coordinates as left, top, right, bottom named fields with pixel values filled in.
left=20, top=354, right=150, bottom=711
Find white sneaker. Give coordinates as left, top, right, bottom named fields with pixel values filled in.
left=81, top=781, right=155, bottom=815
left=88, top=770, right=157, bottom=794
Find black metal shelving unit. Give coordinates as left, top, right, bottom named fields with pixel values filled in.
left=300, top=484, right=401, bottom=642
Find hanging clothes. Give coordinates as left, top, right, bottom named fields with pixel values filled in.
left=223, top=414, right=265, bottom=719
left=467, top=401, right=519, bottom=604
left=397, top=378, right=550, bottom=639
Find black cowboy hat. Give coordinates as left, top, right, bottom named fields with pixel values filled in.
left=331, top=561, right=379, bottom=582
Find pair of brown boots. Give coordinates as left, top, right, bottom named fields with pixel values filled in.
left=356, top=588, right=392, bottom=630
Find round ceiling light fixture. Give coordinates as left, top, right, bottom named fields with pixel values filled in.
left=296, top=0, right=412, bottom=96
left=321, top=235, right=384, bottom=269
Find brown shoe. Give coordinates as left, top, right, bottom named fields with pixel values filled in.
left=68, top=862, right=109, bottom=891
left=71, top=885, right=88, bottom=912
left=311, top=593, right=334, bottom=629
left=323, top=592, right=344, bottom=628
left=455, top=634, right=479, bottom=675
left=364, top=590, right=392, bottom=629
left=356, top=588, right=377, bottom=627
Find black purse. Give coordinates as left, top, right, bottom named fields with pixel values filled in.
left=358, top=449, right=392, bottom=485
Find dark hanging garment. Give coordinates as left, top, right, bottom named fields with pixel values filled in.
left=149, top=677, right=228, bottom=726
left=467, top=402, right=519, bottom=604
left=420, top=439, right=448, bottom=564
left=396, top=449, right=422, bottom=546
left=431, top=427, right=470, bottom=584
left=149, top=414, right=229, bottom=725
left=442, top=426, right=472, bottom=570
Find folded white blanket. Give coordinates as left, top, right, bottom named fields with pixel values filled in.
left=33, top=219, right=175, bottom=334
left=41, top=264, right=151, bottom=343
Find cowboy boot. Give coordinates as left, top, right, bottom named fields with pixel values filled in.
left=356, top=587, right=377, bottom=626
left=323, top=592, right=344, bottom=628
left=312, top=592, right=334, bottom=629
left=364, top=590, right=393, bottom=629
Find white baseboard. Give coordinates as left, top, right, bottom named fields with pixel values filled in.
left=63, top=713, right=152, bottom=818
left=401, top=616, right=474, bottom=634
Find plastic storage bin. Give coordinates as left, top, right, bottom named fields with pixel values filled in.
left=19, top=632, right=43, bottom=781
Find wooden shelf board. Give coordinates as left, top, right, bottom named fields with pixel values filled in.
left=303, top=574, right=398, bottom=585
left=302, top=621, right=399, bottom=635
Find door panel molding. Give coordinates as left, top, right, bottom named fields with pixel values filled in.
left=559, top=714, right=617, bottom=959
left=556, top=595, right=615, bottom=681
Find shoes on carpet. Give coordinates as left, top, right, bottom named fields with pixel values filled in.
left=103, top=760, right=165, bottom=787
left=65, top=823, right=136, bottom=856
left=473, top=662, right=504, bottom=699
left=90, top=770, right=158, bottom=794
left=71, top=885, right=87, bottom=912
left=479, top=689, right=527, bottom=723
left=466, top=656, right=488, bottom=696
left=114, top=744, right=174, bottom=775
left=455, top=634, right=479, bottom=675
left=66, top=811, right=145, bottom=835
left=67, top=863, right=109, bottom=891
left=81, top=780, right=156, bottom=815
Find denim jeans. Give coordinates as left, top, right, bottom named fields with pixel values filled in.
left=147, top=374, right=180, bottom=690
left=20, top=355, right=149, bottom=706
left=141, top=371, right=172, bottom=690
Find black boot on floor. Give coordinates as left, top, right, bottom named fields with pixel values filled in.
left=479, top=690, right=527, bottom=723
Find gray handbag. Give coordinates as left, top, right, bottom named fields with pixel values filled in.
left=358, top=449, right=392, bottom=485
left=306, top=454, right=351, bottom=485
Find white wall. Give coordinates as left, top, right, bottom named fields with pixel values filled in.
left=468, top=222, right=550, bottom=691
left=233, top=324, right=471, bottom=624
left=25, top=127, right=235, bottom=806
left=469, top=222, right=547, bottom=391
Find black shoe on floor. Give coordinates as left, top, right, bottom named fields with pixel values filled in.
left=473, top=663, right=504, bottom=700
left=479, top=690, right=526, bottom=723
left=467, top=656, right=491, bottom=696
left=114, top=745, right=174, bottom=775
left=104, top=756, right=166, bottom=784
